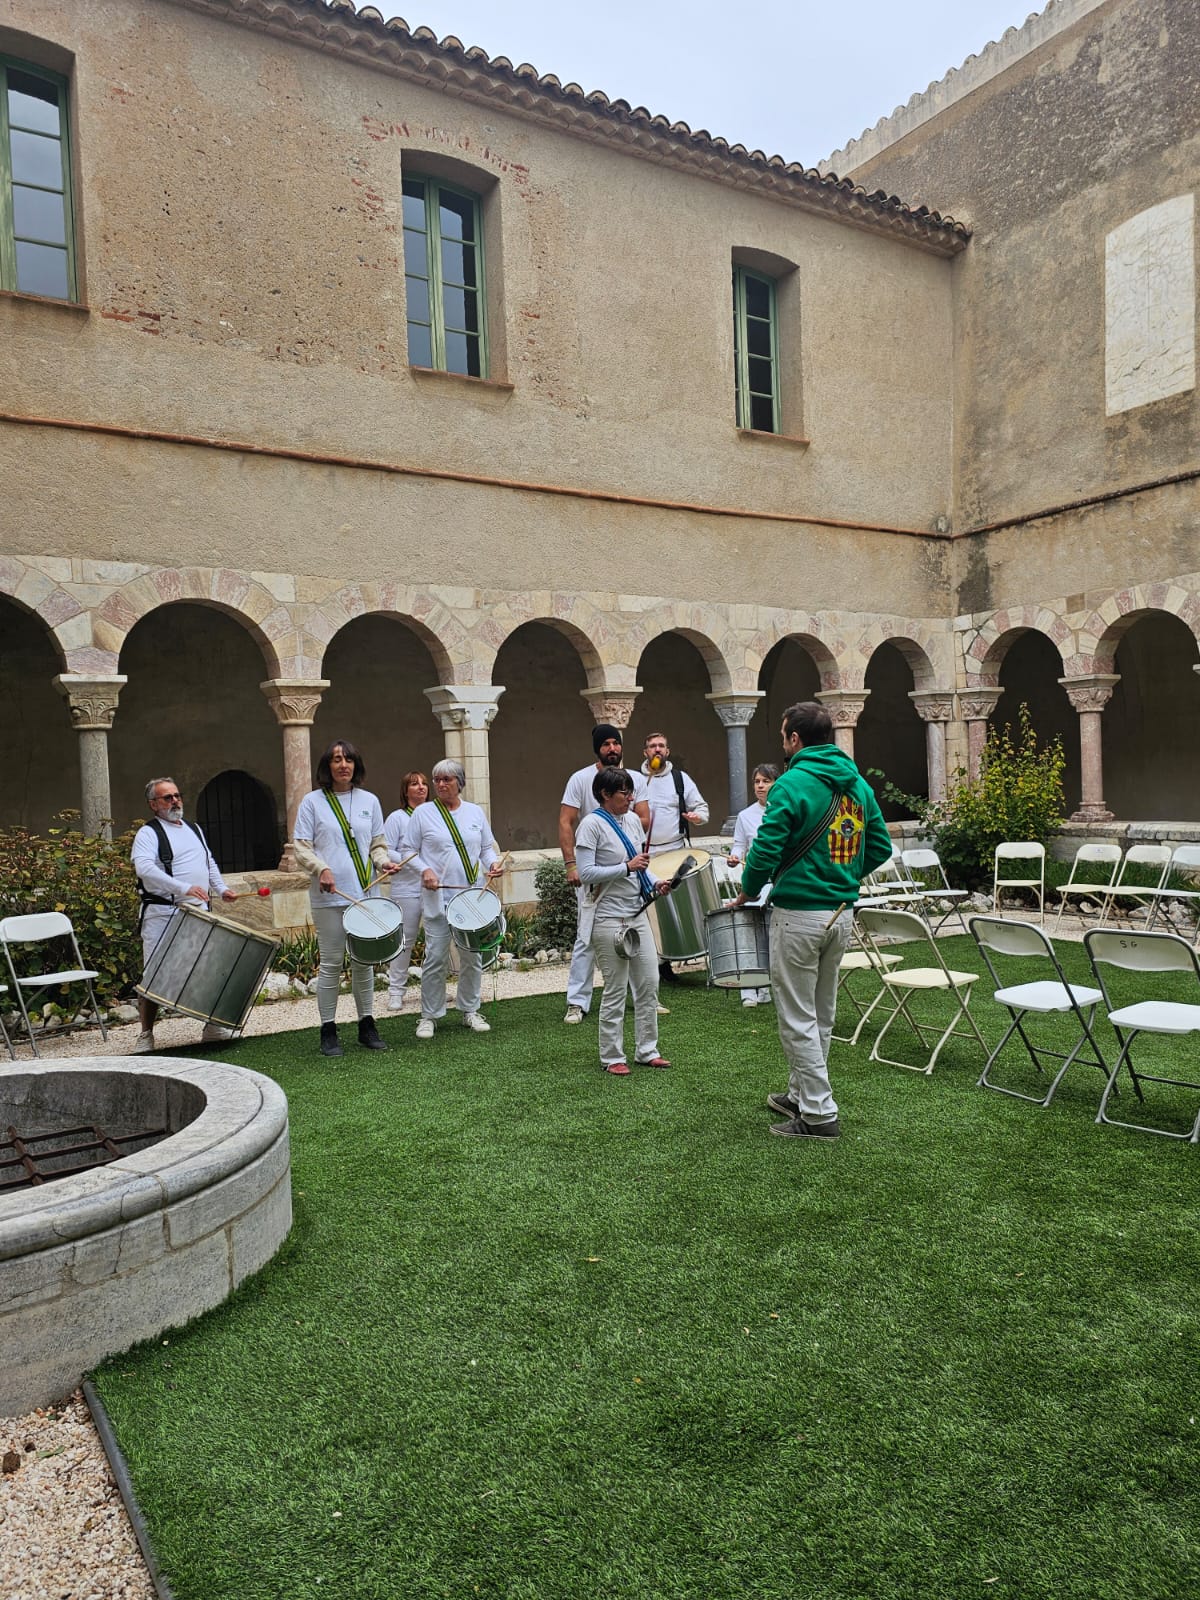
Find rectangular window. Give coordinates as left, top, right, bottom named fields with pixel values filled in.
left=0, top=58, right=75, bottom=301
left=402, top=176, right=487, bottom=378
left=733, top=266, right=779, bottom=433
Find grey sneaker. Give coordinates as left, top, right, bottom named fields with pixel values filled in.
left=131, top=1030, right=156, bottom=1055
left=766, top=1092, right=800, bottom=1117
left=563, top=1005, right=585, bottom=1024
left=463, top=1011, right=491, bottom=1033
left=769, top=1116, right=841, bottom=1139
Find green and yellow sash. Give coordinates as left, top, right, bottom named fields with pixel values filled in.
left=323, top=788, right=372, bottom=892
left=434, top=798, right=478, bottom=886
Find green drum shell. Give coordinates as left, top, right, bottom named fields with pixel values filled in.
left=342, top=899, right=404, bottom=965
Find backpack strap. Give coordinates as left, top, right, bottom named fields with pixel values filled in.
left=671, top=766, right=691, bottom=845
left=137, top=817, right=210, bottom=921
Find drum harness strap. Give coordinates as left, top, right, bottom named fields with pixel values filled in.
left=433, top=799, right=479, bottom=888
left=137, top=818, right=210, bottom=931
left=322, top=788, right=372, bottom=893
left=671, top=766, right=691, bottom=846
left=594, top=810, right=657, bottom=961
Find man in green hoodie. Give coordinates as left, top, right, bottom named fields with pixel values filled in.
left=738, top=701, right=892, bottom=1138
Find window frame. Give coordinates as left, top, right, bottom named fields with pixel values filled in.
left=0, top=54, right=76, bottom=303
left=402, top=174, right=489, bottom=379
left=732, top=264, right=780, bottom=434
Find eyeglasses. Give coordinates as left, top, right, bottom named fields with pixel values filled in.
left=155, top=792, right=182, bottom=802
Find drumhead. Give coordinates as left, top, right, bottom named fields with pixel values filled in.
left=446, top=888, right=503, bottom=931
left=343, top=900, right=403, bottom=938
left=178, top=902, right=279, bottom=949
left=650, top=847, right=712, bottom=880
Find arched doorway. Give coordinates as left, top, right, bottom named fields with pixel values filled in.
left=747, top=637, right=822, bottom=773
left=990, top=631, right=1079, bottom=813
left=856, top=643, right=927, bottom=821
left=1103, top=613, right=1200, bottom=820
left=0, top=596, right=73, bottom=832
left=196, top=770, right=281, bottom=871
left=630, top=632, right=726, bottom=825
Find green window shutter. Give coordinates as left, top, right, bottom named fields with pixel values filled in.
left=733, top=266, right=779, bottom=433
left=403, top=176, right=487, bottom=378
left=0, top=57, right=76, bottom=301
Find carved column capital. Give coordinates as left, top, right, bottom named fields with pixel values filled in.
left=959, top=687, right=1003, bottom=721
left=260, top=679, right=330, bottom=726
left=1059, top=674, right=1120, bottom=714
left=908, top=690, right=956, bottom=724
left=53, top=674, right=128, bottom=730
left=705, top=691, right=764, bottom=729
left=815, top=689, right=868, bottom=728
left=580, top=687, right=642, bottom=729
left=424, top=684, right=506, bottom=732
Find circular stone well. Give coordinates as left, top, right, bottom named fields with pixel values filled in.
left=0, top=1057, right=291, bottom=1416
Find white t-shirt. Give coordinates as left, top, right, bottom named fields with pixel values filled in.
left=561, top=763, right=647, bottom=819
left=384, top=806, right=427, bottom=895
left=639, top=763, right=709, bottom=852
left=575, top=809, right=648, bottom=935
left=733, top=801, right=768, bottom=863
left=407, top=799, right=499, bottom=915
left=294, top=786, right=386, bottom=910
left=131, top=818, right=228, bottom=905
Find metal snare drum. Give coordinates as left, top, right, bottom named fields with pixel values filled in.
left=446, top=888, right=506, bottom=964
left=646, top=847, right=721, bottom=963
left=343, top=898, right=404, bottom=965
left=705, top=904, right=772, bottom=989
left=136, top=903, right=279, bottom=1030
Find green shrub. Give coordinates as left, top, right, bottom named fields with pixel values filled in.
left=0, top=813, right=143, bottom=1012
left=273, top=927, right=321, bottom=984
left=501, top=907, right=536, bottom=958
left=531, top=858, right=577, bottom=952
left=884, top=706, right=1066, bottom=891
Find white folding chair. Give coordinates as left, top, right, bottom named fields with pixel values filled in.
left=1145, top=845, right=1200, bottom=942
left=1051, top=841, right=1122, bottom=933
left=855, top=907, right=987, bottom=1074
left=969, top=917, right=1108, bottom=1106
left=1099, top=844, right=1172, bottom=929
left=900, top=848, right=970, bottom=935
left=993, top=842, right=1045, bottom=923
left=0, top=913, right=108, bottom=1059
left=860, top=848, right=926, bottom=910
left=832, top=942, right=903, bottom=1046
left=1084, top=928, right=1200, bottom=1142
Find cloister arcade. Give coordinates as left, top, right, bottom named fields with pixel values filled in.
left=4, top=557, right=1200, bottom=867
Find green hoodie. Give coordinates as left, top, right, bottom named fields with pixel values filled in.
left=741, top=743, right=892, bottom=910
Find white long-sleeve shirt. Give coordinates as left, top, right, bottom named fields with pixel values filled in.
left=384, top=806, right=427, bottom=895
left=639, top=762, right=709, bottom=853
left=293, top=786, right=388, bottom=910
left=732, top=800, right=768, bottom=864
left=406, top=799, right=499, bottom=916
left=131, top=818, right=228, bottom=905
left=574, top=810, right=649, bottom=944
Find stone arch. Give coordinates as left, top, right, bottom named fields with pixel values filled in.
left=627, top=617, right=736, bottom=696
left=0, top=556, right=79, bottom=673
left=748, top=618, right=844, bottom=689
left=487, top=612, right=607, bottom=690
left=0, top=588, right=76, bottom=831
left=629, top=627, right=730, bottom=824
left=857, top=641, right=930, bottom=817
left=1077, top=590, right=1200, bottom=676
left=307, top=583, right=469, bottom=686
left=93, top=569, right=287, bottom=679
left=1099, top=610, right=1200, bottom=821
left=858, top=629, right=938, bottom=692
left=972, top=620, right=1068, bottom=687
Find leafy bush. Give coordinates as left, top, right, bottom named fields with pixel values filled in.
left=0, top=813, right=143, bottom=1012
left=273, top=927, right=321, bottom=985
left=501, top=907, right=536, bottom=958
left=883, top=706, right=1067, bottom=891
left=531, top=858, right=577, bottom=952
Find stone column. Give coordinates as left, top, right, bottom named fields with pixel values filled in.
left=260, top=679, right=330, bottom=860
left=909, top=691, right=956, bottom=803
left=580, top=687, right=642, bottom=730
left=706, top=691, right=765, bottom=831
left=959, top=688, right=1003, bottom=782
left=816, top=689, right=868, bottom=757
left=53, top=675, right=127, bottom=839
left=1060, top=674, right=1120, bottom=822
left=424, top=685, right=506, bottom=819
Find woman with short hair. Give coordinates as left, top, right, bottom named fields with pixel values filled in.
left=405, top=759, right=505, bottom=1038
left=728, top=762, right=780, bottom=1007
left=293, top=739, right=399, bottom=1057
left=383, top=770, right=430, bottom=1013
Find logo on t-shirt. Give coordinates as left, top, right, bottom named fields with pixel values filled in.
left=828, top=795, right=865, bottom=865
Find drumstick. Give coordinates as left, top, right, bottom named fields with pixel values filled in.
left=823, top=902, right=848, bottom=930
left=226, top=886, right=273, bottom=900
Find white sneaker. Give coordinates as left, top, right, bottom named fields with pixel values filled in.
left=742, top=996, right=759, bottom=1008
left=463, top=1012, right=491, bottom=1033
left=387, top=995, right=406, bottom=1014
left=656, top=1002, right=670, bottom=1015
left=758, top=988, right=772, bottom=1004
left=416, top=1018, right=435, bottom=1040
left=200, top=1023, right=234, bottom=1044
left=563, top=1005, right=585, bottom=1024
left=131, top=1030, right=156, bottom=1054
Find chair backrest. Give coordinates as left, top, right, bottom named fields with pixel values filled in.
left=1072, top=842, right=1122, bottom=867
left=995, top=841, right=1045, bottom=865
left=1085, top=928, right=1200, bottom=976
left=1111, top=845, right=1172, bottom=892
left=0, top=912, right=74, bottom=944
left=1168, top=845, right=1200, bottom=874
left=856, top=907, right=930, bottom=947
left=969, top=915, right=1053, bottom=960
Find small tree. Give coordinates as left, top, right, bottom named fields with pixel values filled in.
left=531, top=858, right=577, bottom=952
left=883, top=705, right=1066, bottom=891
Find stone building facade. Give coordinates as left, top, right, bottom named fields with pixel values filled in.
left=1, top=0, right=1196, bottom=870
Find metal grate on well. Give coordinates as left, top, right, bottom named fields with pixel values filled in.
left=1, top=1123, right=169, bottom=1191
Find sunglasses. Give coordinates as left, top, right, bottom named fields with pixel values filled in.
left=156, top=792, right=183, bottom=802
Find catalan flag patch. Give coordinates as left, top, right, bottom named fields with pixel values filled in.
left=827, top=794, right=865, bottom=865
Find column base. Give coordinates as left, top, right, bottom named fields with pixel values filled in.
left=1070, top=805, right=1115, bottom=823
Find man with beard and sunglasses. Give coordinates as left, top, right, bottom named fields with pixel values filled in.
left=130, top=775, right=238, bottom=1053
left=559, top=724, right=649, bottom=1024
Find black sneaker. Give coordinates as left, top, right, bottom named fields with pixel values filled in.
left=766, top=1092, right=800, bottom=1117
left=358, top=1016, right=388, bottom=1051
left=319, top=1022, right=343, bottom=1058
left=769, top=1116, right=840, bottom=1139
left=659, top=963, right=679, bottom=984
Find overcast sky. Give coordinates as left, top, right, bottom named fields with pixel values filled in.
left=392, top=1, right=1044, bottom=167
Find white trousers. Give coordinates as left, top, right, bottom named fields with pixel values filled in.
left=567, top=887, right=597, bottom=1010
left=421, top=913, right=483, bottom=1020
left=312, top=905, right=376, bottom=1025
left=140, top=904, right=178, bottom=970
left=590, top=915, right=659, bottom=1068
left=768, top=907, right=852, bottom=1123
left=386, top=887, right=425, bottom=1002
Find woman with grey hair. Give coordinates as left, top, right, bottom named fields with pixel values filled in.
left=405, top=759, right=505, bottom=1037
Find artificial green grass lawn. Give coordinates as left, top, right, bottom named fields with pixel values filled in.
left=92, top=936, right=1200, bottom=1600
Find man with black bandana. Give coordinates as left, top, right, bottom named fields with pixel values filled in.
left=559, top=724, right=649, bottom=1023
